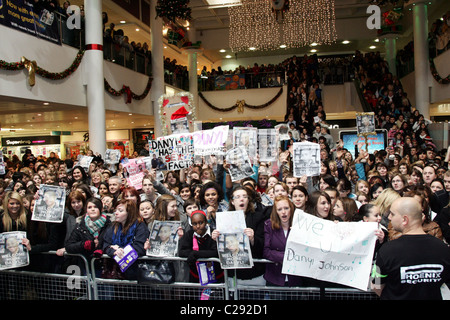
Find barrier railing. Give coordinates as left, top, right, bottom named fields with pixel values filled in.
left=0, top=251, right=92, bottom=300
left=90, top=255, right=230, bottom=300
left=0, top=252, right=379, bottom=300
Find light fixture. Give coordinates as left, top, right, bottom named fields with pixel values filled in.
left=310, top=42, right=318, bottom=47
left=228, top=0, right=337, bottom=52
left=369, top=46, right=376, bottom=49
left=120, top=20, right=126, bottom=24
left=249, top=47, right=256, bottom=51
left=310, top=49, right=317, bottom=53
left=219, top=49, right=226, bottom=52
left=225, top=55, right=232, bottom=58
left=136, top=28, right=140, bottom=32
left=342, top=40, right=350, bottom=44
left=280, top=44, right=287, bottom=48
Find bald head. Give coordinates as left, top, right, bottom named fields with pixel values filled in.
left=389, top=197, right=424, bottom=233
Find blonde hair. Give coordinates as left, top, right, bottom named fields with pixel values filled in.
left=370, top=188, right=401, bottom=217
left=2, top=191, right=27, bottom=232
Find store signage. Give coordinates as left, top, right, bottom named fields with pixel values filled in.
left=1, top=135, right=61, bottom=147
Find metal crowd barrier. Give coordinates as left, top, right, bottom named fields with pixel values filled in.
left=0, top=251, right=92, bottom=300
left=0, top=252, right=379, bottom=300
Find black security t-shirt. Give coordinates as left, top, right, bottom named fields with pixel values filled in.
left=374, top=234, right=450, bottom=300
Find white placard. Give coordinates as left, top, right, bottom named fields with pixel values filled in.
left=292, top=141, right=321, bottom=177
left=282, top=209, right=378, bottom=291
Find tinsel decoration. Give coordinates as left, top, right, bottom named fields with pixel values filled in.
left=155, top=0, right=192, bottom=22
left=429, top=57, right=450, bottom=85
left=0, top=50, right=85, bottom=81
left=104, top=77, right=153, bottom=102
left=198, top=87, right=283, bottom=112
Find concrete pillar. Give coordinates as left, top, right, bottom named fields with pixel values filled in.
left=84, top=0, right=106, bottom=154
left=187, top=49, right=199, bottom=113
left=407, top=0, right=430, bottom=118
left=384, top=35, right=397, bottom=77
left=150, top=0, right=165, bottom=138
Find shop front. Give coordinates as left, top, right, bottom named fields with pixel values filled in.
left=1, top=135, right=61, bottom=160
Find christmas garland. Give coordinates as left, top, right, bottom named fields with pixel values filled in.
left=1, top=50, right=154, bottom=101
left=198, top=87, right=284, bottom=112
left=0, top=50, right=85, bottom=79
left=429, top=57, right=450, bottom=85
left=104, top=77, right=153, bottom=103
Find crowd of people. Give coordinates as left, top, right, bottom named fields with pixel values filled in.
left=2, top=3, right=450, bottom=301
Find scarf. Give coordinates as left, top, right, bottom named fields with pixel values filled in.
left=111, top=221, right=138, bottom=248
left=85, top=214, right=107, bottom=238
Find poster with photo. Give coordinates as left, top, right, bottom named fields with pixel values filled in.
left=105, top=149, right=121, bottom=164
left=147, top=220, right=181, bottom=257
left=356, top=112, right=376, bottom=136
left=78, top=155, right=94, bottom=173
left=225, top=147, right=255, bottom=182
left=275, top=123, right=290, bottom=141
left=258, top=129, right=278, bottom=162
left=170, top=117, right=190, bottom=134
left=215, top=210, right=253, bottom=269
left=0, top=231, right=29, bottom=270
left=32, top=185, right=66, bottom=223
left=292, top=142, right=321, bottom=177
left=217, top=232, right=253, bottom=269
left=232, top=127, right=258, bottom=161
left=122, top=158, right=146, bottom=190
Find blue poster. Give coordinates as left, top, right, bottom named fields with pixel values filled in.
left=0, top=0, right=61, bottom=45
left=341, top=131, right=386, bottom=158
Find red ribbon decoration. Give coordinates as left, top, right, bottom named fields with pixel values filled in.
left=86, top=44, right=103, bottom=51
left=123, top=85, right=132, bottom=104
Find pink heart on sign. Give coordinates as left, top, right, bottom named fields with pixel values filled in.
left=163, top=99, right=169, bottom=107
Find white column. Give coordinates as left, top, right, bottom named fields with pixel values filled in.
left=408, top=0, right=430, bottom=118
left=150, top=0, right=165, bottom=138
left=384, top=35, right=397, bottom=77
left=187, top=25, right=199, bottom=118
left=188, top=50, right=199, bottom=111
left=84, top=0, right=106, bottom=154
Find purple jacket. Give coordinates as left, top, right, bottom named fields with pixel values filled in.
left=263, top=219, right=303, bottom=287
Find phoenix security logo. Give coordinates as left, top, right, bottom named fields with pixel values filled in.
left=366, top=5, right=381, bottom=30
left=400, top=264, right=444, bottom=284
left=66, top=5, right=81, bottom=30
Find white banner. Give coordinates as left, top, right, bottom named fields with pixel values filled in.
left=192, top=125, right=229, bottom=156
left=282, top=209, right=378, bottom=291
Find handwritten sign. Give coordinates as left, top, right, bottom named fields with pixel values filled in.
left=192, top=125, right=229, bottom=156
left=282, top=209, right=377, bottom=291
left=150, top=133, right=194, bottom=171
